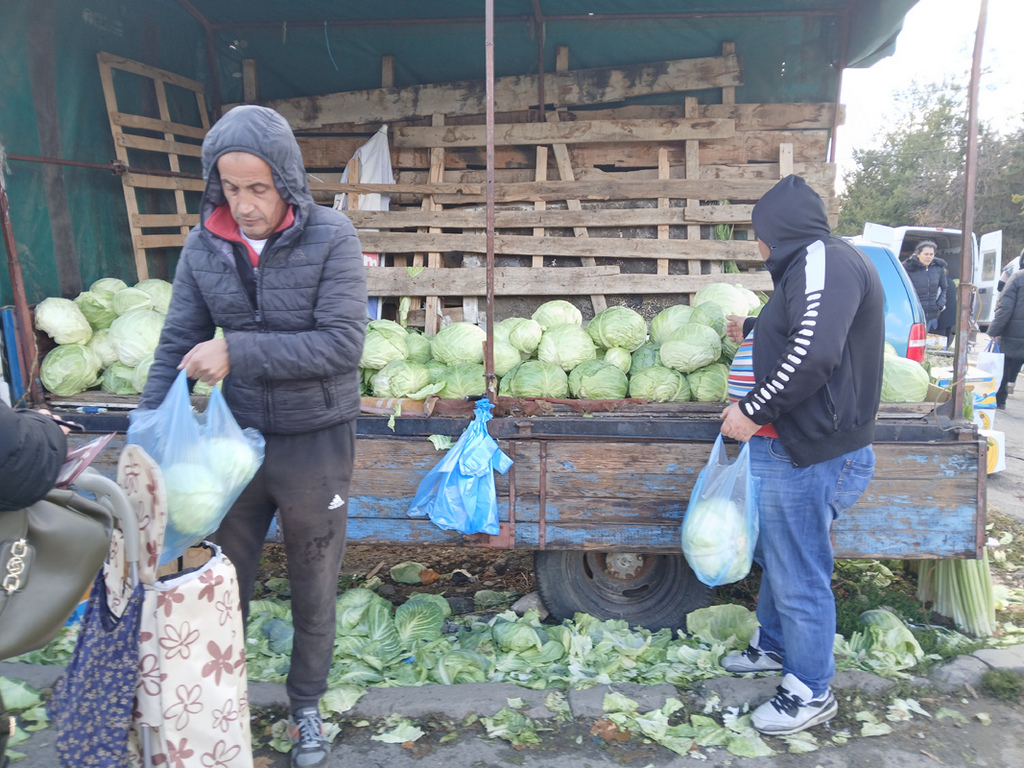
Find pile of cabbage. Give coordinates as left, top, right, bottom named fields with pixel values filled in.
left=359, top=282, right=764, bottom=403
left=34, top=277, right=171, bottom=397
left=880, top=344, right=931, bottom=403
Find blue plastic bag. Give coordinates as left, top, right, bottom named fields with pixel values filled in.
left=408, top=398, right=513, bottom=535
left=127, top=371, right=265, bottom=564
left=681, top=435, right=759, bottom=587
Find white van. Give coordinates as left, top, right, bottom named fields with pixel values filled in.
left=858, top=223, right=1003, bottom=329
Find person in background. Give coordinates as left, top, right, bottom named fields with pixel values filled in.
left=987, top=267, right=1024, bottom=410
left=996, top=247, right=1024, bottom=293
left=902, top=240, right=947, bottom=332
left=719, top=175, right=884, bottom=736
left=1, top=402, right=75, bottom=767
left=139, top=105, right=367, bottom=768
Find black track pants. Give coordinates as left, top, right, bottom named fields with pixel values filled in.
left=213, top=419, right=356, bottom=712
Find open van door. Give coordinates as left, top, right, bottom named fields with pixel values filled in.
left=977, top=230, right=1003, bottom=329
left=861, top=222, right=898, bottom=249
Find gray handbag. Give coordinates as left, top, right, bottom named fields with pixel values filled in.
left=0, top=487, right=114, bottom=659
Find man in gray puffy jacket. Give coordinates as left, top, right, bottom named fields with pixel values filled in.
left=140, top=105, right=367, bottom=768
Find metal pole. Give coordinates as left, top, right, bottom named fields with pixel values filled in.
left=484, top=0, right=497, bottom=401
left=0, top=153, right=45, bottom=404
left=953, top=0, right=988, bottom=422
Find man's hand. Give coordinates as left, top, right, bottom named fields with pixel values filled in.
left=179, top=338, right=230, bottom=385
left=720, top=402, right=761, bottom=442
left=725, top=315, right=749, bottom=344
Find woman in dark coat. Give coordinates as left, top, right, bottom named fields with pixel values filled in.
left=902, top=240, right=947, bottom=332
left=988, top=268, right=1024, bottom=409
left=0, top=402, right=68, bottom=511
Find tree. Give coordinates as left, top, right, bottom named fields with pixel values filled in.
left=837, top=80, right=1024, bottom=264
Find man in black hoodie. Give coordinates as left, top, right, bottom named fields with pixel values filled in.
left=718, top=176, right=885, bottom=736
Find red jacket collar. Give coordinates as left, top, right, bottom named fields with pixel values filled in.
left=205, top=204, right=296, bottom=266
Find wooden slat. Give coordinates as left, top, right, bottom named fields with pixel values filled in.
left=657, top=147, right=670, bottom=276
left=422, top=114, right=446, bottom=335
left=131, top=213, right=200, bottom=228
left=345, top=205, right=755, bottom=230
left=242, top=58, right=259, bottom=103
left=110, top=112, right=207, bottom=140
left=252, top=54, right=743, bottom=130
left=720, top=42, right=737, bottom=104
left=699, top=102, right=844, bottom=131
left=137, top=234, right=189, bottom=249
left=122, top=173, right=205, bottom=192
left=684, top=96, right=703, bottom=276
left=393, top=118, right=735, bottom=148
left=532, top=146, right=548, bottom=269
left=115, top=133, right=204, bottom=158
left=358, top=231, right=761, bottom=260
left=364, top=267, right=773, bottom=296
left=97, top=51, right=206, bottom=92
left=779, top=142, right=795, bottom=177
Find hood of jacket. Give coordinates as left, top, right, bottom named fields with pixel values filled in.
left=903, top=255, right=948, bottom=272
left=751, top=174, right=832, bottom=282
left=199, top=105, right=314, bottom=222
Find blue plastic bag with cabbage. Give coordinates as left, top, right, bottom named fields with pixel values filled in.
left=407, top=398, right=513, bottom=535
left=127, top=370, right=265, bottom=564
left=681, top=435, right=759, bottom=587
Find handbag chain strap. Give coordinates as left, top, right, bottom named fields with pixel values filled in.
left=2, top=539, right=29, bottom=595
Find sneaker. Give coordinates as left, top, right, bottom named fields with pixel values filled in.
left=751, top=673, right=837, bottom=736
left=288, top=707, right=329, bottom=768
left=720, top=629, right=783, bottom=673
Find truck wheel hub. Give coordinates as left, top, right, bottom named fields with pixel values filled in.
left=604, top=553, right=644, bottom=579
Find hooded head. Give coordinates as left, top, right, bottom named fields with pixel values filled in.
left=200, top=105, right=313, bottom=213
left=751, top=175, right=831, bottom=273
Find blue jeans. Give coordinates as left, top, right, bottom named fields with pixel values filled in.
left=748, top=437, right=875, bottom=696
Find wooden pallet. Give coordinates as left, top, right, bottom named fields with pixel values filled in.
left=97, top=52, right=210, bottom=281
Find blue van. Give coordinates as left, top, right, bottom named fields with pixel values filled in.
left=856, top=244, right=928, bottom=362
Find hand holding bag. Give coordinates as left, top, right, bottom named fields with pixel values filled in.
left=681, top=435, right=759, bottom=588
left=0, top=488, right=114, bottom=659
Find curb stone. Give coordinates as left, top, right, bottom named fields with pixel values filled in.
left=972, top=642, right=1024, bottom=672
left=567, top=683, right=680, bottom=718
left=928, top=654, right=989, bottom=691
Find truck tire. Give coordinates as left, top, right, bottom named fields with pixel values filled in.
left=533, top=551, right=712, bottom=632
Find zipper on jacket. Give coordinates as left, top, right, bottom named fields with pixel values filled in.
left=252, top=265, right=262, bottom=324
left=322, top=378, right=333, bottom=408
left=824, top=383, right=839, bottom=431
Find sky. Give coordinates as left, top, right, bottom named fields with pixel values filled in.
left=835, top=0, right=1024, bottom=184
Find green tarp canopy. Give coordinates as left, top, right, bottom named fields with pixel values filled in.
left=1, top=0, right=916, bottom=306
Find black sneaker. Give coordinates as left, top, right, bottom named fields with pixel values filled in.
left=751, top=673, right=837, bottom=735
left=288, top=707, right=329, bottom=768
left=720, top=629, right=783, bottom=673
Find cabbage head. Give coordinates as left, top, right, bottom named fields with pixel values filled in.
left=426, top=359, right=449, bottom=383
left=163, top=462, right=228, bottom=537
left=135, top=278, right=173, bottom=313
left=371, top=360, right=434, bottom=398
left=538, top=323, right=597, bottom=372
left=361, top=325, right=408, bottom=370
left=660, top=324, right=722, bottom=373
left=112, top=286, right=155, bottom=316
left=493, top=341, right=522, bottom=378
left=650, top=304, right=697, bottom=343
left=34, top=297, right=93, bottom=345
left=532, top=300, right=582, bottom=329
left=437, top=362, right=486, bottom=399
left=681, top=496, right=752, bottom=586
left=692, top=282, right=750, bottom=318
left=883, top=342, right=898, bottom=357
left=586, top=306, right=648, bottom=351
left=74, top=289, right=118, bottom=330
left=493, top=317, right=521, bottom=346
left=492, top=619, right=544, bottom=652
left=39, top=344, right=101, bottom=396
left=688, top=363, right=730, bottom=402
left=90, top=277, right=127, bottom=294
left=109, top=308, right=165, bottom=366
left=881, top=355, right=930, bottom=402
left=508, top=318, right=543, bottom=355
left=431, top=322, right=486, bottom=365
left=405, top=332, right=433, bottom=364
left=133, top=353, right=155, bottom=392
left=630, top=342, right=662, bottom=375
left=87, top=328, right=119, bottom=368
left=734, top=284, right=763, bottom=315
left=568, top=360, right=628, bottom=399
left=603, top=347, right=632, bottom=373
left=207, top=436, right=261, bottom=490
left=102, top=361, right=140, bottom=395
left=505, top=360, right=568, bottom=398
left=628, top=365, right=689, bottom=402
left=693, top=302, right=727, bottom=338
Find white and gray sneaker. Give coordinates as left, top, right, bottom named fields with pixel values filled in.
left=751, top=673, right=838, bottom=736
left=720, top=629, right=783, bottom=673
left=288, top=707, right=329, bottom=768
